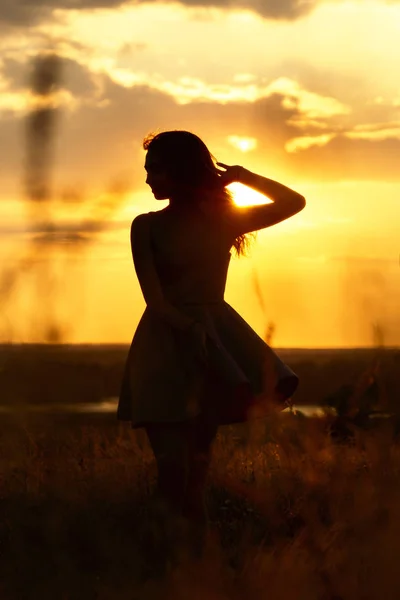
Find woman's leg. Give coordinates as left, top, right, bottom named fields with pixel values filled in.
left=183, top=414, right=219, bottom=557
left=183, top=416, right=218, bottom=520
left=142, top=421, right=192, bottom=576
left=145, top=416, right=218, bottom=561
left=145, top=420, right=190, bottom=517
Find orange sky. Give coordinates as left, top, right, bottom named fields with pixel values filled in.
left=0, top=0, right=399, bottom=347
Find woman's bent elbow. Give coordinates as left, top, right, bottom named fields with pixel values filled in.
left=294, top=194, right=306, bottom=213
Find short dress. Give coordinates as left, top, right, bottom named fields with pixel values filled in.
left=117, top=206, right=299, bottom=428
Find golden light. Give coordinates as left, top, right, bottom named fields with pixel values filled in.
left=229, top=182, right=271, bottom=207
left=227, top=135, right=258, bottom=152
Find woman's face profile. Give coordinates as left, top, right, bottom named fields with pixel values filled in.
left=144, top=150, right=173, bottom=200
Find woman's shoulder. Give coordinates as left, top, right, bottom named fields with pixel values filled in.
left=132, top=210, right=158, bottom=220
left=131, top=210, right=161, bottom=226
left=131, top=209, right=176, bottom=242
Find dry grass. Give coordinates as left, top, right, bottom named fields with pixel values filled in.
left=1, top=411, right=400, bottom=600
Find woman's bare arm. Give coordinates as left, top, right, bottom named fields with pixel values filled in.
left=131, top=214, right=196, bottom=331
left=218, top=164, right=306, bottom=236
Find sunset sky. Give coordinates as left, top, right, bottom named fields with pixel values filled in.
left=0, top=0, right=399, bottom=347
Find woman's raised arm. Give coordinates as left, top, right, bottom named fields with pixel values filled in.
left=218, top=163, right=306, bottom=236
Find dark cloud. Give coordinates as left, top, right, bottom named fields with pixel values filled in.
left=157, top=0, right=317, bottom=20
left=0, top=0, right=127, bottom=28
left=0, top=0, right=317, bottom=29
left=0, top=56, right=100, bottom=196
left=1, top=55, right=98, bottom=98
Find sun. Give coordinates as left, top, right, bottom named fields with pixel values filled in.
left=228, top=182, right=271, bottom=207
left=227, top=136, right=258, bottom=153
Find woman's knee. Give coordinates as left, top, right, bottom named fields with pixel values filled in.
left=145, top=428, right=187, bottom=496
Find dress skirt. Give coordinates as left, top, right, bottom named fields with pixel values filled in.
left=117, top=301, right=298, bottom=428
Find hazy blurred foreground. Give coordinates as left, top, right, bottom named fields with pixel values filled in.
left=0, top=345, right=399, bottom=599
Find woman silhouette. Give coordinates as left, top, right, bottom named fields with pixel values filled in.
left=118, top=130, right=305, bottom=561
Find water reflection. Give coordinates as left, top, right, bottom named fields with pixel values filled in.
left=0, top=401, right=395, bottom=425
left=0, top=399, right=330, bottom=417
left=0, top=399, right=118, bottom=414
left=283, top=405, right=333, bottom=418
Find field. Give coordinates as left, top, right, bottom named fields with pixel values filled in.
left=1, top=344, right=399, bottom=409
left=0, top=345, right=400, bottom=599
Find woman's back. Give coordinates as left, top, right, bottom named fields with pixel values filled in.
left=149, top=206, right=235, bottom=306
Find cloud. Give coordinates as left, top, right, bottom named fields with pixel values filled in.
left=2, top=55, right=400, bottom=207
left=0, top=0, right=318, bottom=29
left=344, top=121, right=400, bottom=142
left=0, top=55, right=105, bottom=193
left=100, top=70, right=352, bottom=118
left=162, top=0, right=318, bottom=20
left=0, top=54, right=103, bottom=117
left=288, top=134, right=400, bottom=181
left=267, top=77, right=350, bottom=119
left=285, top=133, right=335, bottom=153
left=0, top=219, right=128, bottom=237
left=1, top=55, right=98, bottom=98
left=51, top=74, right=400, bottom=184
left=0, top=0, right=127, bottom=29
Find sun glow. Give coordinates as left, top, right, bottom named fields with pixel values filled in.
left=229, top=182, right=271, bottom=207
left=227, top=136, right=258, bottom=152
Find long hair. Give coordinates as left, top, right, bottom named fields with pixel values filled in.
left=143, top=130, right=253, bottom=257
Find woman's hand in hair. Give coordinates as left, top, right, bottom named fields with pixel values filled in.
left=216, top=162, right=245, bottom=187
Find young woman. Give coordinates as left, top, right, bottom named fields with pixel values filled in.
left=118, top=130, right=305, bottom=563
